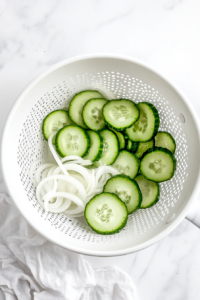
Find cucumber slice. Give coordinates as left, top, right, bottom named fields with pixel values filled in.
left=155, top=131, right=176, bottom=154
left=110, top=128, right=126, bottom=150
left=103, top=99, right=140, bottom=131
left=99, top=130, right=119, bottom=165
left=126, top=140, right=139, bottom=153
left=135, top=139, right=154, bottom=158
left=135, top=174, right=160, bottom=208
left=84, top=130, right=103, bottom=162
left=42, top=110, right=73, bottom=143
left=112, top=150, right=140, bottom=179
left=55, top=125, right=90, bottom=157
left=125, top=102, right=160, bottom=142
left=84, top=192, right=128, bottom=235
left=124, top=133, right=129, bottom=139
left=82, top=98, right=108, bottom=131
left=104, top=175, right=142, bottom=214
left=140, top=147, right=176, bottom=182
left=68, top=90, right=104, bottom=129
left=126, top=140, right=132, bottom=151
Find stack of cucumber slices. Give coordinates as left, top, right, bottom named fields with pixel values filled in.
left=42, top=90, right=176, bottom=235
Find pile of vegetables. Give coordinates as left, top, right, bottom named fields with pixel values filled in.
left=33, top=89, right=176, bottom=235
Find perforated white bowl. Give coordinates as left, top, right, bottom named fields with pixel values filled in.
left=2, top=54, right=200, bottom=256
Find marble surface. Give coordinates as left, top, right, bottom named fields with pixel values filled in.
left=1, top=0, right=200, bottom=299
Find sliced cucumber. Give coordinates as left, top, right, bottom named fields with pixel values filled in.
left=135, top=174, right=160, bottom=208
left=155, top=131, right=176, bottom=154
left=126, top=140, right=132, bottom=151
left=112, top=150, right=140, bottom=179
left=110, top=128, right=126, bottom=150
left=99, top=130, right=119, bottom=165
left=82, top=98, right=108, bottom=131
left=124, top=133, right=129, bottom=139
left=55, top=125, right=90, bottom=158
left=83, top=130, right=103, bottom=162
left=42, top=110, right=73, bottom=143
left=140, top=147, right=176, bottom=182
left=135, top=139, right=154, bottom=158
left=68, top=90, right=104, bottom=129
left=125, top=102, right=160, bottom=142
left=103, top=99, right=139, bottom=131
left=126, top=140, right=139, bottom=153
left=104, top=175, right=142, bottom=214
left=84, top=192, right=128, bottom=235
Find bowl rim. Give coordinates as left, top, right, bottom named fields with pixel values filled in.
left=1, top=53, right=200, bottom=256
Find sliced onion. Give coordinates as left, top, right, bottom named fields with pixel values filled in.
left=43, top=179, right=58, bottom=209
left=36, top=174, right=86, bottom=203
left=68, top=171, right=86, bottom=189
left=42, top=168, right=50, bottom=180
left=64, top=205, right=84, bottom=215
left=43, top=196, right=63, bottom=211
left=95, top=166, right=119, bottom=185
left=61, top=155, right=92, bottom=166
left=87, top=188, right=103, bottom=199
left=43, top=166, right=58, bottom=193
left=48, top=133, right=69, bottom=176
left=49, top=197, right=63, bottom=209
left=70, top=160, right=92, bottom=166
left=45, top=192, right=84, bottom=208
left=41, top=167, right=52, bottom=195
left=35, top=163, right=55, bottom=185
left=61, top=155, right=84, bottom=163
left=53, top=164, right=91, bottom=197
left=43, top=192, right=72, bottom=213
left=86, top=169, right=96, bottom=195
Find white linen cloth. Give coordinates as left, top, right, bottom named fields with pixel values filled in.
left=0, top=193, right=137, bottom=300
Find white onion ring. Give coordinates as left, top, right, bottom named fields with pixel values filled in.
left=44, top=192, right=84, bottom=209
left=43, top=166, right=57, bottom=193
left=53, top=164, right=91, bottom=196
left=36, top=174, right=86, bottom=203
left=95, top=166, right=119, bottom=185
left=48, top=133, right=69, bottom=176
left=42, top=192, right=72, bottom=213
left=47, top=197, right=63, bottom=209
left=43, top=179, right=58, bottom=210
left=64, top=205, right=84, bottom=215
left=61, top=155, right=84, bottom=163
left=35, top=163, right=55, bottom=185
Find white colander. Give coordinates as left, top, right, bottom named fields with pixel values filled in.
left=2, top=54, right=200, bottom=256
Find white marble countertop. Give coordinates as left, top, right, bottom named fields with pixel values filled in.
left=1, top=1, right=200, bottom=299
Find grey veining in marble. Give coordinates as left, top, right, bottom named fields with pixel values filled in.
left=1, top=1, right=200, bottom=299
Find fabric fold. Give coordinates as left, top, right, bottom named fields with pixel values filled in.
left=0, top=193, right=137, bottom=300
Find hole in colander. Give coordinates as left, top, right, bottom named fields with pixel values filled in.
left=179, top=113, right=185, bottom=123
